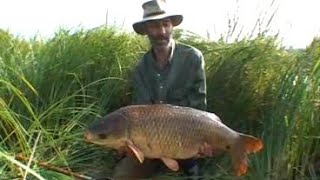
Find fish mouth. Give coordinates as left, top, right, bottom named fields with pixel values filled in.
left=84, top=131, right=94, bottom=142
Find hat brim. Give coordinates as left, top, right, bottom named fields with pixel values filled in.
left=132, top=14, right=183, bottom=35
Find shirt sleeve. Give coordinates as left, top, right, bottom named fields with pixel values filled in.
left=188, top=52, right=207, bottom=110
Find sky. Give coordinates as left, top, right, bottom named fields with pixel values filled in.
left=1, top=0, right=320, bottom=49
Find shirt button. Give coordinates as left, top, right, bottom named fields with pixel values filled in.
left=157, top=74, right=160, bottom=77
left=160, top=85, right=163, bottom=89
left=159, top=101, right=163, bottom=103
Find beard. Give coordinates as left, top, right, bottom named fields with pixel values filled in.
left=149, top=35, right=171, bottom=47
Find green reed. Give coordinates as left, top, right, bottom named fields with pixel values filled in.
left=0, top=27, right=319, bottom=179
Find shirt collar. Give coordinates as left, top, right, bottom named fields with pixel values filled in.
left=168, top=39, right=175, bottom=63
left=150, top=38, right=176, bottom=64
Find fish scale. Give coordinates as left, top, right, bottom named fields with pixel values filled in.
left=128, top=105, right=213, bottom=159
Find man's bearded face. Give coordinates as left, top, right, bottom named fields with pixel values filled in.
left=144, top=18, right=173, bottom=47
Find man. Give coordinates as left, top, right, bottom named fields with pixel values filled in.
left=113, top=0, right=207, bottom=179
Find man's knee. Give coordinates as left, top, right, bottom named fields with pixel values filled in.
left=179, top=159, right=203, bottom=179
left=113, top=156, right=160, bottom=179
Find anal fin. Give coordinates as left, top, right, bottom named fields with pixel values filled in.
left=161, top=157, right=179, bottom=171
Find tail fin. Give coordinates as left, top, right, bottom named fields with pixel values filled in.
left=231, top=133, right=264, bottom=176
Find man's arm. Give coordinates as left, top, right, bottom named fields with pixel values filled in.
left=188, top=53, right=207, bottom=110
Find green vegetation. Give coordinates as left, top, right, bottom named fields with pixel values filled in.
left=0, top=26, right=319, bottom=179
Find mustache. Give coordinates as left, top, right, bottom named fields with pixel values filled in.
left=155, top=35, right=168, bottom=40
left=149, top=35, right=170, bottom=41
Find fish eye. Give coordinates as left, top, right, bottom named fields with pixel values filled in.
left=98, top=134, right=107, bottom=139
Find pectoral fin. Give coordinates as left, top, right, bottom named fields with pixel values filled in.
left=161, top=157, right=179, bottom=171
left=126, top=140, right=144, bottom=164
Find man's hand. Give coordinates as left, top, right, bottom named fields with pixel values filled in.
left=196, top=142, right=223, bottom=158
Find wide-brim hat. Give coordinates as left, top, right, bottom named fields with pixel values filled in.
left=133, top=0, right=183, bottom=35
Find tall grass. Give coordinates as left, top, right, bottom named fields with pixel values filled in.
left=0, top=27, right=147, bottom=179
left=0, top=26, right=319, bottom=180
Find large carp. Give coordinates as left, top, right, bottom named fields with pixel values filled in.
left=84, top=104, right=263, bottom=176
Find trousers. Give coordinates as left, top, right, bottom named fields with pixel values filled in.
left=113, top=155, right=201, bottom=180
